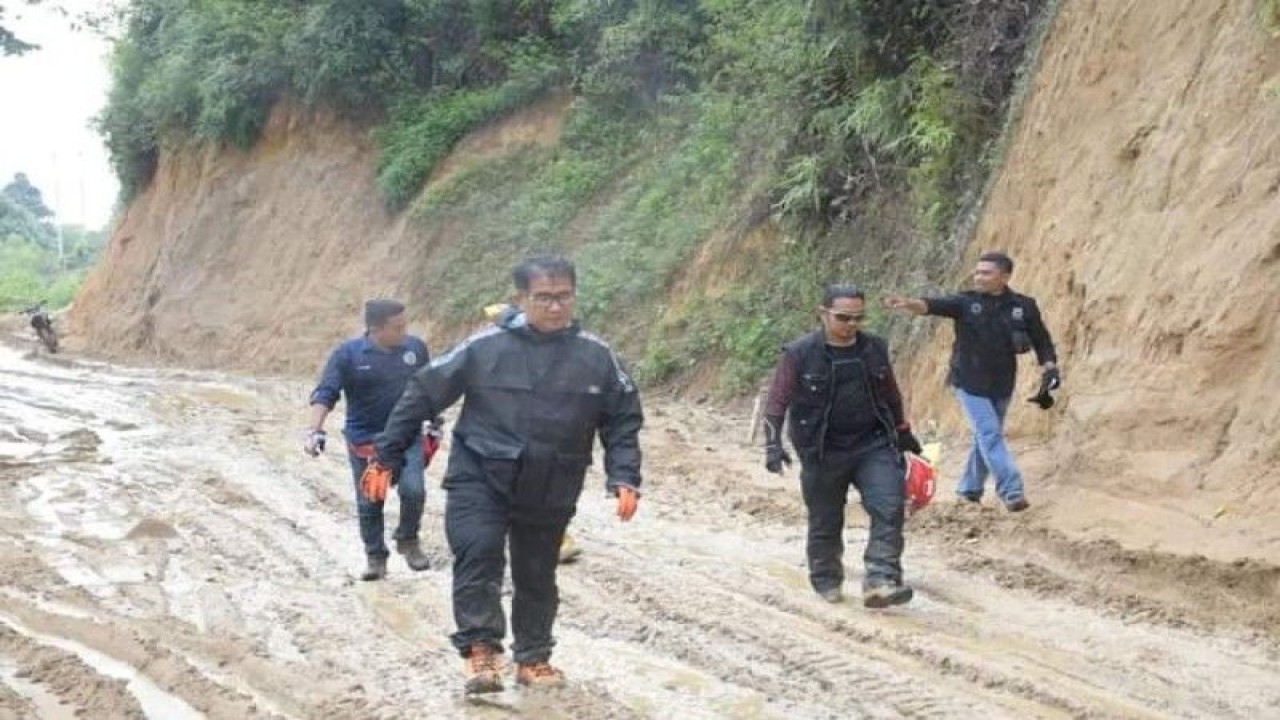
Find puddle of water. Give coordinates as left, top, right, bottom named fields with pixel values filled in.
left=763, top=560, right=812, bottom=593
left=0, top=614, right=204, bottom=720
left=187, top=386, right=254, bottom=409
left=25, top=477, right=136, bottom=543
left=0, top=655, right=76, bottom=719
left=160, top=556, right=205, bottom=630
left=0, top=590, right=96, bottom=621
left=47, top=555, right=118, bottom=599
left=0, top=441, right=40, bottom=459
left=100, top=564, right=150, bottom=584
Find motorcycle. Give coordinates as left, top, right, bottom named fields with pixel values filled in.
left=21, top=302, right=59, bottom=353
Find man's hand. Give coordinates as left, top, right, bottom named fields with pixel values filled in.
left=765, top=444, right=793, bottom=474
left=896, top=429, right=923, bottom=456
left=615, top=486, right=639, bottom=522
left=304, top=429, right=327, bottom=457
left=360, top=461, right=393, bottom=502
left=422, top=424, right=444, bottom=466
left=882, top=295, right=926, bottom=315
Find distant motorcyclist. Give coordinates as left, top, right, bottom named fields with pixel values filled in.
left=21, top=302, right=58, bottom=353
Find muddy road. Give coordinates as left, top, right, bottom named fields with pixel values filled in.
left=1, top=343, right=1278, bottom=719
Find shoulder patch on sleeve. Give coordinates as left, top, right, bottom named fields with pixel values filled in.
left=580, top=331, right=637, bottom=393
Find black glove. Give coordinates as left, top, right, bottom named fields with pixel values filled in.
left=896, top=429, right=923, bottom=455
left=765, top=444, right=792, bottom=474
left=1027, top=368, right=1060, bottom=410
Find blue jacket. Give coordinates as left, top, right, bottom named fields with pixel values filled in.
left=310, top=335, right=430, bottom=444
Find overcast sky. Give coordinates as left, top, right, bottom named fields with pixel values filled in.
left=0, top=2, right=118, bottom=230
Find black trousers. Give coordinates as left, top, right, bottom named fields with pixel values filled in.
left=444, top=449, right=576, bottom=664
left=799, top=437, right=906, bottom=592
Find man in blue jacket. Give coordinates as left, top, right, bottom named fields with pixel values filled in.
left=306, top=299, right=432, bottom=581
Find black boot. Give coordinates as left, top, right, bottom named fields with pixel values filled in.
left=396, top=539, right=431, bottom=572
left=862, top=582, right=913, bottom=608
left=361, top=554, right=388, bottom=581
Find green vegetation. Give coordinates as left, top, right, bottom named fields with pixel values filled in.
left=0, top=174, right=105, bottom=310
left=99, top=0, right=1052, bottom=394
left=1262, top=0, right=1280, bottom=37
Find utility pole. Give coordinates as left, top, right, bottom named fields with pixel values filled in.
left=50, top=151, right=65, bottom=270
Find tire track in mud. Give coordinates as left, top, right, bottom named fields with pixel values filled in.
left=5, top=347, right=1280, bottom=718
left=913, top=503, right=1280, bottom=641
left=570, top=446, right=1280, bottom=719
left=132, top=414, right=648, bottom=718
left=0, top=622, right=144, bottom=720
left=555, top=548, right=1012, bottom=719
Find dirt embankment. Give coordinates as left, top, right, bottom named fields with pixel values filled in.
left=68, top=93, right=572, bottom=376
left=68, top=0, right=1280, bottom=573
left=899, top=0, right=1280, bottom=565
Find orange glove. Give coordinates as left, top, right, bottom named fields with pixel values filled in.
left=615, top=486, right=639, bottom=522
left=360, top=461, right=393, bottom=503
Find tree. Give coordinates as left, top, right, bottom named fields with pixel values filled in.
left=0, top=173, right=55, bottom=250
left=2, top=172, right=53, bottom=218
left=2, top=1, right=119, bottom=58
left=1, top=2, right=40, bottom=56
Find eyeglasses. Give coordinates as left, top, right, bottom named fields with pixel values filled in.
left=529, top=292, right=576, bottom=307
left=825, top=310, right=866, bottom=324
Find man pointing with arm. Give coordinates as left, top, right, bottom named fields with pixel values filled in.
left=885, top=252, right=1059, bottom=511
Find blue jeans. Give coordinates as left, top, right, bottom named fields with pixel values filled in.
left=953, top=388, right=1025, bottom=502
left=347, top=436, right=426, bottom=558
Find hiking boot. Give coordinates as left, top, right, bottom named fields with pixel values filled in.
left=360, top=555, right=387, bottom=582
left=958, top=492, right=982, bottom=504
left=558, top=533, right=582, bottom=564
left=816, top=586, right=844, bottom=604
left=515, top=661, right=566, bottom=689
left=862, top=583, right=914, bottom=609
left=396, top=539, right=431, bottom=572
left=1004, top=497, right=1030, bottom=512
left=464, top=645, right=505, bottom=694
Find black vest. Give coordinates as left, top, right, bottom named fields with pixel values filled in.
left=783, top=330, right=896, bottom=457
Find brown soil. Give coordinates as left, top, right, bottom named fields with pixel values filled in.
left=3, top=345, right=1277, bottom=718
left=899, top=0, right=1280, bottom=566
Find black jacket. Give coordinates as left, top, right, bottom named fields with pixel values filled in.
left=925, top=289, right=1056, bottom=398
left=765, top=330, right=907, bottom=459
left=375, top=312, right=643, bottom=501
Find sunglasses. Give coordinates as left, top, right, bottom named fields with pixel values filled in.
left=825, top=310, right=866, bottom=324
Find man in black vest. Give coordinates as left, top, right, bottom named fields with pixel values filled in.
left=371, top=256, right=643, bottom=694
left=885, top=251, right=1059, bottom=511
left=764, top=285, right=922, bottom=608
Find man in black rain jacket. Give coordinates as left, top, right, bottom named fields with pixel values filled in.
left=373, top=256, right=642, bottom=694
